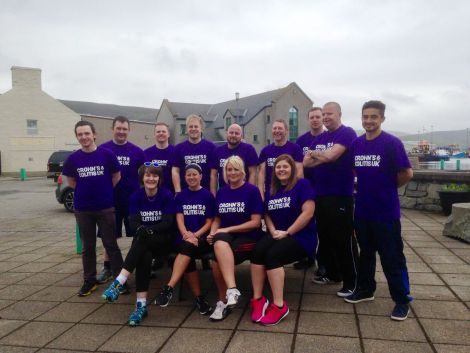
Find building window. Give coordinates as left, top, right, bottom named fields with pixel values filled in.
left=288, top=107, right=298, bottom=141
left=180, top=124, right=186, bottom=136
left=27, top=119, right=38, bottom=135
left=253, top=135, right=258, bottom=144
left=266, top=115, right=270, bottom=124
left=226, top=116, right=232, bottom=130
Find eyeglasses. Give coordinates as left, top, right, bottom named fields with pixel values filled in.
left=144, top=162, right=160, bottom=167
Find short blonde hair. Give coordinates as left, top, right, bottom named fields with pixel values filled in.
left=223, top=156, right=246, bottom=184
left=186, top=114, right=205, bottom=129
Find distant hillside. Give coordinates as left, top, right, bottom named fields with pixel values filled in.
left=354, top=130, right=408, bottom=137
left=400, top=129, right=470, bottom=149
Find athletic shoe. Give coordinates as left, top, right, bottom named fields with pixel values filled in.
left=391, top=303, right=410, bottom=321
left=344, top=290, right=375, bottom=304
left=312, top=275, right=341, bottom=285
left=209, top=301, right=231, bottom=321
left=336, top=287, right=354, bottom=298
left=259, top=302, right=289, bottom=326
left=101, top=280, right=122, bottom=303
left=195, top=296, right=212, bottom=315
left=96, top=267, right=112, bottom=284
left=226, top=288, right=241, bottom=307
left=128, top=302, right=148, bottom=326
left=155, top=285, right=173, bottom=307
left=78, top=281, right=97, bottom=297
left=119, top=282, right=131, bottom=295
left=250, top=296, right=269, bottom=322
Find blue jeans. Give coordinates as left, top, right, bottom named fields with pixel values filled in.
left=355, top=219, right=411, bottom=304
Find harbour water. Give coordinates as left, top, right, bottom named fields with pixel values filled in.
left=419, top=158, right=470, bottom=171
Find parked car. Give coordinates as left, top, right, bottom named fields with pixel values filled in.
left=47, top=150, right=73, bottom=182
left=56, top=174, right=74, bottom=212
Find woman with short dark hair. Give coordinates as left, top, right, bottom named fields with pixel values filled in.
left=101, top=163, right=175, bottom=326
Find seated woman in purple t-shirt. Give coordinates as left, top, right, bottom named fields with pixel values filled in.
left=154, top=163, right=216, bottom=314
left=101, top=163, right=175, bottom=326
left=251, top=154, right=317, bottom=326
left=207, top=156, right=264, bottom=321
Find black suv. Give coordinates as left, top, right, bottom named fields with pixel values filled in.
left=47, top=150, right=73, bottom=181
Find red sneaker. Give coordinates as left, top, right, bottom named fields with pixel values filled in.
left=250, top=296, right=269, bottom=322
left=260, top=302, right=289, bottom=326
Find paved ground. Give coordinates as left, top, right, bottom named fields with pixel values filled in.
left=0, top=177, right=469, bottom=353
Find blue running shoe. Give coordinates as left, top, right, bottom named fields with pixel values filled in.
left=128, top=302, right=148, bottom=326
left=391, top=303, right=409, bottom=321
left=101, top=280, right=122, bottom=303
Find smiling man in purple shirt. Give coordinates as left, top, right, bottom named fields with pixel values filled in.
left=303, top=102, right=359, bottom=298
left=62, top=120, right=123, bottom=297
left=344, top=100, right=413, bottom=321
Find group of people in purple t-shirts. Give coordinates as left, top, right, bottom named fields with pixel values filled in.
left=62, top=100, right=414, bottom=327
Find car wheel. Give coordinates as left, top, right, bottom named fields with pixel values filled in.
left=63, top=189, right=74, bottom=212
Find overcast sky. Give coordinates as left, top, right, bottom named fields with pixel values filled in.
left=1, top=0, right=469, bottom=133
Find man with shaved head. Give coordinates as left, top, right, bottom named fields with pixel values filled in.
left=210, top=123, right=258, bottom=195
left=304, top=102, right=359, bottom=298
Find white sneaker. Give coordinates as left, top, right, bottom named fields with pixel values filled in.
left=226, top=288, right=241, bottom=307
left=209, top=301, right=231, bottom=321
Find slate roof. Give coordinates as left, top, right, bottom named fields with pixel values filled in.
left=60, top=100, right=159, bottom=123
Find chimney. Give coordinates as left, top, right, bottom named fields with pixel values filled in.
left=11, top=66, right=42, bottom=90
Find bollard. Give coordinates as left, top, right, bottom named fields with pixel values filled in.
left=456, top=159, right=461, bottom=171
left=76, top=223, right=82, bottom=255
left=20, top=168, right=27, bottom=181
left=440, top=160, right=444, bottom=170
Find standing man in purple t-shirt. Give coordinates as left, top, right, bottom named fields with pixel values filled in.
left=144, top=122, right=176, bottom=193
left=210, top=123, right=258, bottom=196
left=304, top=102, right=359, bottom=297
left=258, top=119, right=304, bottom=199
left=294, top=107, right=324, bottom=270
left=172, top=114, right=216, bottom=192
left=344, top=100, right=413, bottom=321
left=97, top=116, right=145, bottom=286
left=62, top=121, right=124, bottom=297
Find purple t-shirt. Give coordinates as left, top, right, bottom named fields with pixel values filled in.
left=210, top=142, right=258, bottom=188
left=100, top=140, right=145, bottom=207
left=258, top=141, right=303, bottom=196
left=296, top=131, right=320, bottom=191
left=174, top=139, right=216, bottom=189
left=175, top=187, right=216, bottom=242
left=128, top=187, right=175, bottom=227
left=144, top=145, right=176, bottom=193
left=309, top=125, right=357, bottom=197
left=351, top=131, right=411, bottom=222
left=215, top=182, right=264, bottom=240
left=62, top=147, right=120, bottom=211
left=266, top=178, right=318, bottom=257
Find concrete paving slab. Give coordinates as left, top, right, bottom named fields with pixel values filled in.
left=161, top=328, right=230, bottom=353
left=81, top=303, right=132, bottom=325
left=0, top=320, right=27, bottom=339
left=46, top=323, right=120, bottom=351
left=354, top=298, right=412, bottom=317
left=0, top=301, right=56, bottom=320
left=421, top=318, right=470, bottom=345
left=0, top=321, right=73, bottom=347
left=16, top=272, right=70, bottom=286
left=100, top=326, right=174, bottom=353
left=450, top=286, right=470, bottom=301
left=0, top=346, right=38, bottom=353
left=414, top=248, right=455, bottom=256
left=0, top=254, right=24, bottom=261
left=27, top=285, right=77, bottom=302
left=0, top=299, right=15, bottom=310
left=42, top=262, right=82, bottom=274
left=441, top=273, right=470, bottom=286
left=6, top=253, right=48, bottom=262
left=363, top=339, right=433, bottom=353
left=297, top=312, right=358, bottom=337
left=0, top=284, right=46, bottom=300
left=9, top=262, right=57, bottom=273
left=182, top=308, right=244, bottom=330
left=36, top=302, right=102, bottom=322
left=409, top=273, right=445, bottom=285
left=238, top=308, right=297, bottom=333
left=359, top=316, right=427, bottom=342
left=411, top=300, right=470, bottom=320
left=0, top=262, right=24, bottom=272
left=140, top=305, right=193, bottom=327
left=294, top=334, right=361, bottom=353
left=301, top=293, right=354, bottom=314
left=429, top=264, right=470, bottom=274
left=226, top=331, right=293, bottom=353
left=406, top=262, right=433, bottom=273
left=434, top=344, right=470, bottom=353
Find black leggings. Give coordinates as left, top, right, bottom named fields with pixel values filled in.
left=251, top=234, right=307, bottom=270
left=123, top=234, right=173, bottom=292
left=177, top=239, right=213, bottom=273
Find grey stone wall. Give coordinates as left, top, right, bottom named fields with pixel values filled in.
left=399, top=170, right=470, bottom=212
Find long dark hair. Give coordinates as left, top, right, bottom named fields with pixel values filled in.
left=270, top=154, right=298, bottom=195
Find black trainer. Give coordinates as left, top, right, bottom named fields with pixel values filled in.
left=195, top=296, right=212, bottom=315
left=78, top=281, right=97, bottom=297
left=344, top=290, right=375, bottom=304
left=155, top=285, right=173, bottom=307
